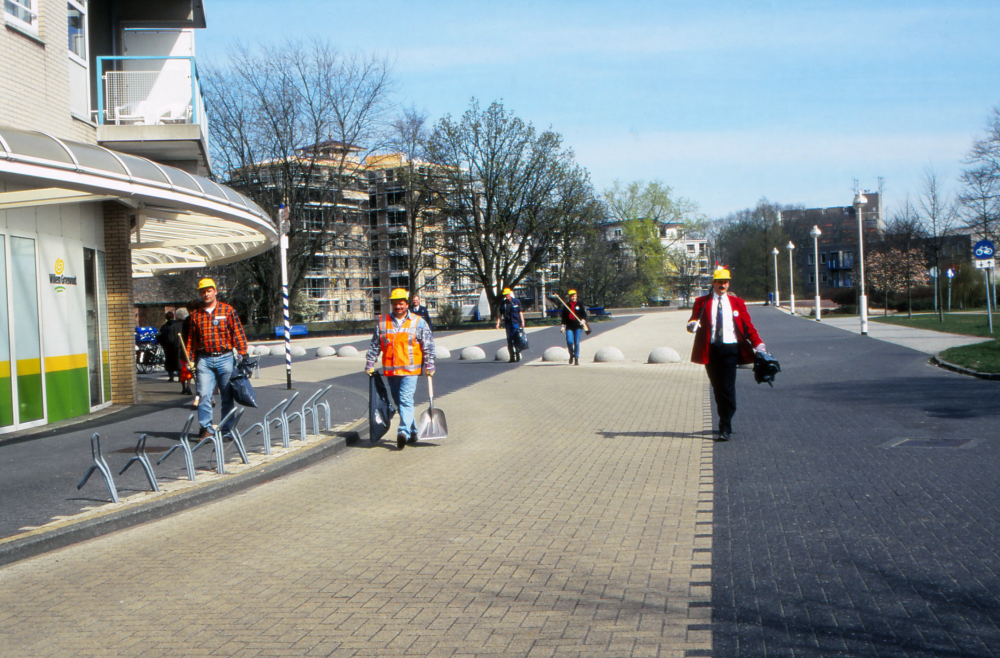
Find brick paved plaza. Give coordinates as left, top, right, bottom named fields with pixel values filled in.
left=2, top=308, right=1000, bottom=657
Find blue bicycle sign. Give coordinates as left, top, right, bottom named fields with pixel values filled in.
left=975, top=240, right=995, bottom=259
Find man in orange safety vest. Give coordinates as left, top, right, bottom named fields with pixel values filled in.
left=365, top=288, right=436, bottom=449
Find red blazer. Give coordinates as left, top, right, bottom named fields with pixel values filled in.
left=688, top=293, right=763, bottom=365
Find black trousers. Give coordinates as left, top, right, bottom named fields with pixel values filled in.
left=706, top=343, right=739, bottom=433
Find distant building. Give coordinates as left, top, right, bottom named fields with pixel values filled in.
left=601, top=219, right=711, bottom=302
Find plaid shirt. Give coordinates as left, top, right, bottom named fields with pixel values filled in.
left=186, top=301, right=247, bottom=357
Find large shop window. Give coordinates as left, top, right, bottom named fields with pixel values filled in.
left=97, top=251, right=111, bottom=403
left=11, top=237, right=43, bottom=423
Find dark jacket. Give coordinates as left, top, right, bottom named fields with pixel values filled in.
left=560, top=301, right=587, bottom=330
left=499, top=297, right=523, bottom=328
left=412, top=304, right=433, bottom=331
left=157, top=319, right=182, bottom=372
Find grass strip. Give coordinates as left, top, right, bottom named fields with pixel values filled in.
left=939, top=340, right=1000, bottom=374
left=871, top=312, right=998, bottom=338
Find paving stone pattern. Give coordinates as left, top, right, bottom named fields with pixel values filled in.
left=0, top=313, right=715, bottom=657
left=713, top=307, right=1000, bottom=657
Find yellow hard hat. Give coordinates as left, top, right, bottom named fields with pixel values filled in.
left=568, top=289, right=577, bottom=295
left=713, top=268, right=731, bottom=281
left=198, top=277, right=217, bottom=290
left=390, top=288, right=409, bottom=301
left=502, top=287, right=512, bottom=296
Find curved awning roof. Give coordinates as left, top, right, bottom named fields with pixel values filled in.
left=0, top=125, right=277, bottom=277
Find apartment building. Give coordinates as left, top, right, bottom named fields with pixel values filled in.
left=602, top=219, right=711, bottom=302
left=0, top=0, right=277, bottom=431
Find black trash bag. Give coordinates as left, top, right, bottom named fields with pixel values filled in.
left=513, top=327, right=530, bottom=351
left=227, top=355, right=258, bottom=407
left=753, top=351, right=781, bottom=388
left=369, top=370, right=397, bottom=444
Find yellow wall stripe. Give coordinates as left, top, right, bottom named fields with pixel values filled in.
left=16, top=358, right=41, bottom=376
left=44, top=353, right=88, bottom=373
left=0, top=361, right=9, bottom=378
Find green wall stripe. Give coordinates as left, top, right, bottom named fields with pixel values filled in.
left=17, top=373, right=43, bottom=423
left=0, top=377, right=12, bottom=428
left=45, top=367, right=89, bottom=423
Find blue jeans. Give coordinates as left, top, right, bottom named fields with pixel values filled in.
left=196, top=353, right=235, bottom=432
left=565, top=328, right=582, bottom=358
left=387, top=375, right=418, bottom=438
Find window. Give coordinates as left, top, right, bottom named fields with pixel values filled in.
left=687, top=244, right=696, bottom=253
left=807, top=255, right=814, bottom=265
left=5, top=0, right=37, bottom=32
left=820, top=253, right=827, bottom=264
left=809, top=274, right=815, bottom=283
left=68, top=2, right=86, bottom=58
left=346, top=299, right=353, bottom=313
left=821, top=273, right=828, bottom=282
left=428, top=299, right=437, bottom=310
left=333, top=300, right=340, bottom=313
left=613, top=229, right=622, bottom=238
left=67, top=1, right=90, bottom=119
left=360, top=300, right=366, bottom=313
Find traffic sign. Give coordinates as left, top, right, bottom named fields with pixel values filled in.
left=975, top=240, right=995, bottom=259
left=947, top=268, right=955, bottom=279
left=975, top=259, right=994, bottom=269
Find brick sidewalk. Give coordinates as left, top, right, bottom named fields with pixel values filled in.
left=0, top=313, right=714, bottom=657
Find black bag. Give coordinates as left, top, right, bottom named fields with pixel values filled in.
left=513, top=327, right=530, bottom=351
left=228, top=356, right=258, bottom=407
left=369, top=370, right=397, bottom=444
left=753, top=351, right=781, bottom=388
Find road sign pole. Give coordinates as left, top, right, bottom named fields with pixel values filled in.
left=279, top=204, right=292, bottom=389
left=986, top=267, right=993, bottom=335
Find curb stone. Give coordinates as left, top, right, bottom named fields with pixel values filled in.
left=0, top=418, right=366, bottom=568
left=932, top=355, right=1000, bottom=380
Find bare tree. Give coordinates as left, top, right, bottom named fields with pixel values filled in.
left=916, top=169, right=957, bottom=322
left=425, top=99, right=597, bottom=319
left=204, top=39, right=393, bottom=323
left=885, top=197, right=926, bottom=318
left=712, top=199, right=792, bottom=300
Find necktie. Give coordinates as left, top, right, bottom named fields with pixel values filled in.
left=714, top=296, right=723, bottom=345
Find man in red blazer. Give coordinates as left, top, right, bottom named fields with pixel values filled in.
left=687, top=267, right=767, bottom=441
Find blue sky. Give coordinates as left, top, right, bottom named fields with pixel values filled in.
left=198, top=1, right=1000, bottom=219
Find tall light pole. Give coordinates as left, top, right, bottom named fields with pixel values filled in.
left=772, top=247, right=780, bottom=307
left=810, top=225, right=822, bottom=321
left=854, top=192, right=868, bottom=335
left=787, top=241, right=795, bottom=315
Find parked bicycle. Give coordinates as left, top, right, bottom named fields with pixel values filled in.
left=135, top=326, right=165, bottom=374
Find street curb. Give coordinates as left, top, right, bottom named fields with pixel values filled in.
left=931, top=355, right=1000, bottom=380
left=0, top=420, right=367, bottom=569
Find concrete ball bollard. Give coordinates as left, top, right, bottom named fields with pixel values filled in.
left=246, top=344, right=256, bottom=354
left=647, top=347, right=681, bottom=364
left=337, top=345, right=359, bottom=357
left=255, top=345, right=271, bottom=356
left=542, top=346, right=570, bottom=362
left=460, top=346, right=487, bottom=361
left=290, top=346, right=307, bottom=357
left=269, top=345, right=285, bottom=357
left=316, top=346, right=337, bottom=357
left=594, top=347, right=625, bottom=363
left=495, top=347, right=510, bottom=361
left=436, top=347, right=451, bottom=359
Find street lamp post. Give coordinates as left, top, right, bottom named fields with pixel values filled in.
left=854, top=192, right=868, bottom=335
left=772, top=247, right=780, bottom=308
left=787, top=241, right=795, bottom=315
left=810, top=225, right=822, bottom=321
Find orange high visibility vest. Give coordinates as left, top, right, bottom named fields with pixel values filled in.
left=381, top=313, right=424, bottom=376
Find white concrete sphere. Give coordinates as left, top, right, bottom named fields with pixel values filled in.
left=542, top=346, right=570, bottom=362
left=337, top=345, right=359, bottom=357
left=594, top=347, right=625, bottom=363
left=268, top=345, right=285, bottom=357
left=648, top=347, right=681, bottom=364
left=316, top=346, right=337, bottom=357
left=290, top=346, right=307, bottom=357
left=495, top=347, right=510, bottom=361
left=460, top=346, right=487, bottom=361
left=436, top=346, right=451, bottom=359
left=255, top=345, right=271, bottom=356
left=246, top=344, right=256, bottom=354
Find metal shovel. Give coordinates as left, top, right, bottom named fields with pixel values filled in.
left=417, top=376, right=448, bottom=440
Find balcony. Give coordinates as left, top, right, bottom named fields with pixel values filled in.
left=827, top=259, right=854, bottom=271
left=95, top=56, right=212, bottom=176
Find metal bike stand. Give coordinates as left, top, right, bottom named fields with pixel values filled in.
left=77, top=433, right=119, bottom=503
left=286, top=389, right=322, bottom=442
left=157, top=413, right=197, bottom=482
left=275, top=391, right=300, bottom=448
left=243, top=398, right=287, bottom=456
left=221, top=407, right=250, bottom=465
left=191, top=407, right=240, bottom=474
left=118, top=434, right=160, bottom=492
left=312, top=385, right=334, bottom=433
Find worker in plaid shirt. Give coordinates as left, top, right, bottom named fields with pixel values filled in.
left=186, top=278, right=248, bottom=439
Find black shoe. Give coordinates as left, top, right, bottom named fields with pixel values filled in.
left=397, top=433, right=407, bottom=450
left=516, top=352, right=521, bottom=362
left=718, top=431, right=732, bottom=442
left=407, top=434, right=418, bottom=444
left=182, top=387, right=193, bottom=395
left=574, top=357, right=579, bottom=366
left=508, top=357, right=516, bottom=363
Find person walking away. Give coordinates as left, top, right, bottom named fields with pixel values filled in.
left=686, top=267, right=766, bottom=442
left=157, top=311, right=182, bottom=382
left=411, top=294, right=433, bottom=331
left=186, top=278, right=248, bottom=439
left=173, top=307, right=194, bottom=395
left=560, top=289, right=587, bottom=366
left=495, top=287, right=525, bottom=363
left=365, top=288, right=436, bottom=450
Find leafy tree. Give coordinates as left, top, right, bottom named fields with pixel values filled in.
left=425, top=99, right=596, bottom=320
left=562, top=225, right=636, bottom=308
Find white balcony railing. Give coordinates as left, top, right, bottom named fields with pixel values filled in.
left=97, top=56, right=209, bottom=149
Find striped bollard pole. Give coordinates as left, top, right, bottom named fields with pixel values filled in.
left=279, top=204, right=292, bottom=389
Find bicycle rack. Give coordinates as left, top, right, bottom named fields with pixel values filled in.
left=157, top=413, right=197, bottom=481
left=191, top=407, right=249, bottom=474
left=119, top=434, right=159, bottom=492
left=270, top=392, right=299, bottom=449
left=312, top=385, right=333, bottom=433
left=77, top=433, right=119, bottom=503
left=222, top=407, right=250, bottom=465
left=243, top=398, right=287, bottom=455
left=286, top=389, right=322, bottom=442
